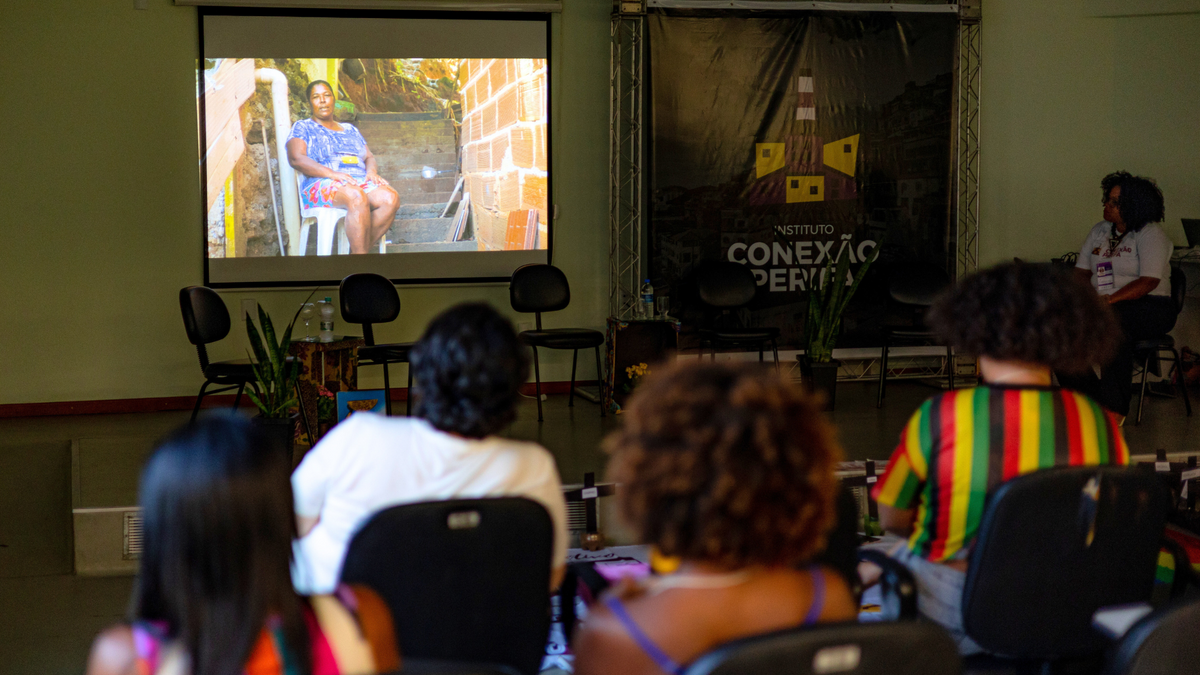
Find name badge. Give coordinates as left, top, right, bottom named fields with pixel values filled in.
left=1096, top=261, right=1114, bottom=292
left=340, top=155, right=360, bottom=165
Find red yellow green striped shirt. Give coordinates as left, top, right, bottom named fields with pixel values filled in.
left=871, top=386, right=1129, bottom=563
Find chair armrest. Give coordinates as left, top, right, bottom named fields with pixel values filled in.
left=858, top=548, right=919, bottom=620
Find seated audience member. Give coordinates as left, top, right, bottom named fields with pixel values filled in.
left=870, top=262, right=1128, bottom=654
left=574, top=363, right=857, bottom=675
left=87, top=417, right=400, bottom=675
left=291, top=302, right=568, bottom=594
left=1059, top=171, right=1175, bottom=419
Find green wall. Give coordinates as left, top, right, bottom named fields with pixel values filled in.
left=4, top=0, right=1198, bottom=405
left=980, top=0, right=1200, bottom=266
left=0, top=0, right=612, bottom=405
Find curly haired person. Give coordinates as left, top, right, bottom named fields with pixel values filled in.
left=290, top=303, right=567, bottom=594
left=573, top=362, right=857, bottom=675
left=1059, top=171, right=1177, bottom=418
left=868, top=262, right=1130, bottom=654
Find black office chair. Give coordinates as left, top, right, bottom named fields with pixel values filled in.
left=180, top=286, right=259, bottom=422
left=695, top=262, right=780, bottom=369
left=877, top=263, right=954, bottom=408
left=1105, top=597, right=1200, bottom=675
left=339, top=273, right=414, bottom=416
left=961, top=467, right=1169, bottom=662
left=1133, top=266, right=1192, bottom=425
left=509, top=264, right=606, bottom=422
left=340, top=498, right=553, bottom=675
left=381, top=665, right=521, bottom=675
left=684, top=621, right=961, bottom=675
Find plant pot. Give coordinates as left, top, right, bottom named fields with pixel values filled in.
left=253, top=413, right=298, bottom=464
left=798, top=357, right=840, bottom=411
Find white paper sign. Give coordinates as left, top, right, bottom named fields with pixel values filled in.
left=866, top=476, right=878, bottom=484
left=581, top=487, right=599, bottom=499
left=1181, top=468, right=1200, bottom=481
left=1156, top=462, right=1171, bottom=472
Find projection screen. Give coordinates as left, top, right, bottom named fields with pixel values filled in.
left=199, top=10, right=551, bottom=286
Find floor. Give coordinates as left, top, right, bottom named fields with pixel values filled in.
left=0, top=380, right=1193, bottom=675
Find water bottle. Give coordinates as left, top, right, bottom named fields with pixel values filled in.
left=319, top=297, right=335, bottom=342
left=639, top=279, right=655, bottom=319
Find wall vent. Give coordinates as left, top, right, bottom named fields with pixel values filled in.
left=566, top=501, right=587, bottom=532
left=123, top=510, right=143, bottom=560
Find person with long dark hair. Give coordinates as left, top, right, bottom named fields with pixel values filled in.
left=86, top=417, right=399, bottom=675
left=1059, top=171, right=1177, bottom=418
left=573, top=362, right=856, bottom=675
left=290, top=302, right=568, bottom=595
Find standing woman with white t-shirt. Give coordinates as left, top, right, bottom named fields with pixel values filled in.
left=1060, top=171, right=1177, bottom=418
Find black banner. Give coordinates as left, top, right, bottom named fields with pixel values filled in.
left=649, top=10, right=957, bottom=348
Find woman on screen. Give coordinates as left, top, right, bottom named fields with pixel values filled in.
left=287, top=80, right=400, bottom=255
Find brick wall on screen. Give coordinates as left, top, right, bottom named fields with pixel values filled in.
left=460, top=59, right=548, bottom=251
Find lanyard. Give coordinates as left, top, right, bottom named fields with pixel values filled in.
left=1105, top=223, right=1128, bottom=258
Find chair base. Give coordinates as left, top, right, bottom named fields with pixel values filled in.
left=529, top=345, right=607, bottom=422
left=877, top=328, right=955, bottom=408
left=699, top=337, right=780, bottom=371
left=1135, top=343, right=1192, bottom=425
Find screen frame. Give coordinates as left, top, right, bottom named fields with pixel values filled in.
left=197, top=6, right=554, bottom=289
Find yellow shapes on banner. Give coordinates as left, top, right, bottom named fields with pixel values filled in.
left=755, top=143, right=786, bottom=178
left=823, top=134, right=859, bottom=177
left=786, top=175, right=824, bottom=203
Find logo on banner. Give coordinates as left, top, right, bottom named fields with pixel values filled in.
left=728, top=233, right=877, bottom=293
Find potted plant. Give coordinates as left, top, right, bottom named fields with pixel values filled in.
left=799, top=247, right=877, bottom=409
left=246, top=305, right=300, bottom=461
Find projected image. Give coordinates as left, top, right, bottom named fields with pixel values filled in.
left=201, top=57, right=548, bottom=258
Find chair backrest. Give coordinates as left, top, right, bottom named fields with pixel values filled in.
left=696, top=261, right=758, bottom=309
left=684, top=621, right=961, bottom=675
left=340, top=498, right=553, bottom=675
left=887, top=263, right=951, bottom=307
left=1169, top=266, right=1186, bottom=314
left=963, top=467, right=1168, bottom=659
left=1106, top=597, right=1200, bottom=675
left=179, top=286, right=231, bottom=346
left=510, top=264, right=570, bottom=316
left=339, top=273, right=400, bottom=345
left=815, top=486, right=862, bottom=590
left=379, top=663, right=522, bottom=675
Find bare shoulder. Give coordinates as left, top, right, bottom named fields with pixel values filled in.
left=572, top=596, right=649, bottom=675
left=86, top=625, right=138, bottom=675
left=816, top=566, right=859, bottom=622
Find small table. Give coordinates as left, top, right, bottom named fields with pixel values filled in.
left=290, top=335, right=365, bottom=445
left=605, top=317, right=681, bottom=412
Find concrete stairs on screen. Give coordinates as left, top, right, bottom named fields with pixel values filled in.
left=356, top=112, right=469, bottom=251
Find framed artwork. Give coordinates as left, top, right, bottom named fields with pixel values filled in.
left=336, top=389, right=386, bottom=422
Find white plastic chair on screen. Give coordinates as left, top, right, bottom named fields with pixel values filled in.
left=296, top=176, right=389, bottom=255
left=297, top=174, right=350, bottom=256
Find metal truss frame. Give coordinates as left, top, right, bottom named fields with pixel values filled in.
left=609, top=4, right=645, bottom=320
left=953, top=0, right=982, bottom=278
left=609, top=0, right=983, bottom=325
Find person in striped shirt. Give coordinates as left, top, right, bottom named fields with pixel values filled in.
left=869, top=262, right=1128, bottom=654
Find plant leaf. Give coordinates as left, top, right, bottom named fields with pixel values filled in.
left=245, top=389, right=268, bottom=414
left=245, top=314, right=270, bottom=369
left=258, top=306, right=280, bottom=369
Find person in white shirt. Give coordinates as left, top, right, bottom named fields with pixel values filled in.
left=1060, top=171, right=1177, bottom=418
left=291, top=302, right=569, bottom=594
